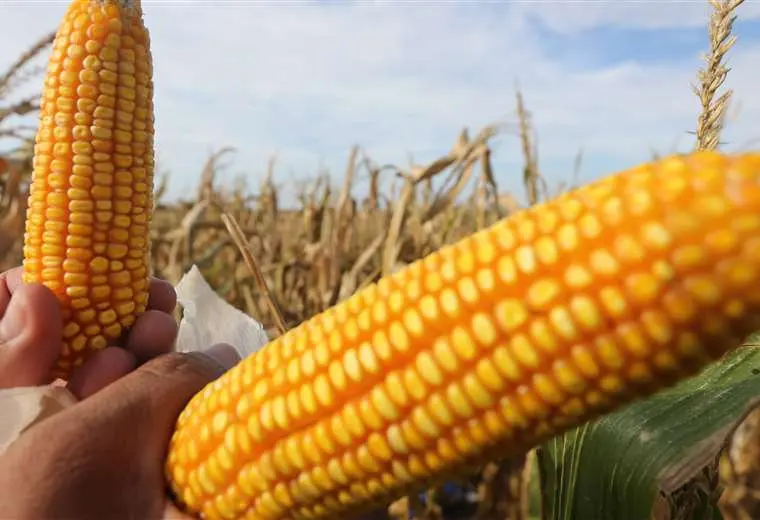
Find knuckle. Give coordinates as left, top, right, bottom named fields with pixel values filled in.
left=140, top=351, right=225, bottom=383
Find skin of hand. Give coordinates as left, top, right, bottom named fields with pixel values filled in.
left=0, top=347, right=393, bottom=520
left=0, top=345, right=242, bottom=520
left=0, top=265, right=179, bottom=398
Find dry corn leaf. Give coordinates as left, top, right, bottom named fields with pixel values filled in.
left=718, top=398, right=760, bottom=519
left=174, top=264, right=270, bottom=357
left=0, top=384, right=76, bottom=455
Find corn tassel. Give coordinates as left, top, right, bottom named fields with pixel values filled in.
left=21, top=0, right=155, bottom=380
left=166, top=152, right=760, bottom=519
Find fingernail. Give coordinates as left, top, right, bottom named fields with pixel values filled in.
left=0, top=292, right=28, bottom=342
left=200, top=343, right=241, bottom=371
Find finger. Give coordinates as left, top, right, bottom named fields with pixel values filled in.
left=66, top=347, right=137, bottom=399
left=2, top=268, right=177, bottom=314
left=0, top=271, right=11, bottom=318
left=82, top=344, right=241, bottom=459
left=0, top=283, right=61, bottom=388
left=148, top=278, right=177, bottom=314
left=163, top=501, right=198, bottom=519
left=0, top=266, right=23, bottom=294
left=2, top=267, right=176, bottom=313
left=126, top=309, right=178, bottom=362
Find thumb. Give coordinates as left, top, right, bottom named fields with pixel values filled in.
left=87, top=344, right=242, bottom=459
left=0, top=283, right=62, bottom=387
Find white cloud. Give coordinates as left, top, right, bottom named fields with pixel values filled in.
left=512, top=0, right=760, bottom=32
left=0, top=1, right=758, bottom=204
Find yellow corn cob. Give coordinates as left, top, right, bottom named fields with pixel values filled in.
left=166, top=151, right=760, bottom=520
left=22, top=0, right=155, bottom=380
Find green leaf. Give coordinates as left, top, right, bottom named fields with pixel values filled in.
left=537, top=343, right=760, bottom=520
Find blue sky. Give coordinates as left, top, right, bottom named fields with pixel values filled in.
left=1, top=1, right=759, bottom=207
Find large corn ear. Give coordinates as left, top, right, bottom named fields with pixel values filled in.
left=21, top=0, right=155, bottom=380
left=165, top=152, right=760, bottom=520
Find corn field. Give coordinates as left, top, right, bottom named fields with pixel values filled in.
left=2, top=1, right=759, bottom=519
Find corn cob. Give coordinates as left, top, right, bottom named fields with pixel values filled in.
left=166, top=151, right=760, bottom=520
left=21, top=0, right=154, bottom=380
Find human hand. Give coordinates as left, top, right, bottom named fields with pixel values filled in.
left=0, top=266, right=392, bottom=519
left=0, top=265, right=179, bottom=398
left=0, top=346, right=241, bottom=520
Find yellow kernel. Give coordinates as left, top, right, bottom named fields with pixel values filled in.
left=548, top=306, right=577, bottom=340
left=552, top=360, right=586, bottom=394
left=558, top=198, right=583, bottom=220
left=599, top=375, right=625, bottom=394
left=402, top=308, right=424, bottom=338
left=732, top=214, right=760, bottom=233
left=497, top=256, right=517, bottom=284
left=474, top=358, right=504, bottom=392
left=314, top=375, right=333, bottom=407
left=97, top=309, right=118, bottom=326
left=617, top=323, right=649, bottom=358
left=439, top=289, right=461, bottom=318
left=529, top=319, right=558, bottom=353
left=388, top=321, right=410, bottom=353
left=446, top=383, right=474, bottom=418
left=564, top=264, right=592, bottom=289
left=594, top=336, right=625, bottom=369
left=455, top=249, right=475, bottom=274
left=537, top=210, right=559, bottom=233
left=601, top=197, right=623, bottom=225
left=386, top=425, right=409, bottom=455
left=722, top=259, right=756, bottom=286
left=493, top=346, right=523, bottom=381
left=684, top=275, right=721, bottom=304
left=535, top=236, right=558, bottom=265
left=517, top=387, right=550, bottom=419
left=704, top=229, right=738, bottom=255
left=471, top=313, right=497, bottom=346
left=457, top=277, right=478, bottom=305
left=570, top=345, right=599, bottom=378
left=411, top=407, right=440, bottom=438
left=653, top=351, right=679, bottom=372
left=511, top=334, right=540, bottom=369
left=579, top=214, right=602, bottom=238
left=556, top=223, right=578, bottom=251
left=569, top=296, right=602, bottom=331
left=403, top=369, right=427, bottom=402
left=628, top=362, right=654, bottom=384
left=614, top=235, right=645, bottom=263
left=494, top=299, right=528, bottom=333
left=432, top=338, right=458, bottom=373
left=450, top=327, right=477, bottom=362
left=497, top=228, right=516, bottom=250
left=532, top=373, right=564, bottom=405
left=640, top=310, right=673, bottom=344
left=416, top=351, right=443, bottom=386
left=641, top=221, right=672, bottom=250
left=590, top=248, right=619, bottom=276
left=370, top=387, right=398, bottom=421
left=527, top=279, right=561, bottom=310
left=463, top=374, right=493, bottom=409
left=599, top=287, right=628, bottom=318
left=627, top=190, right=652, bottom=215
left=695, top=195, right=728, bottom=218
left=116, top=301, right=136, bottom=316
left=515, top=246, right=536, bottom=274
